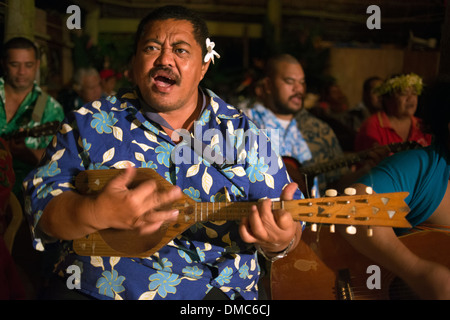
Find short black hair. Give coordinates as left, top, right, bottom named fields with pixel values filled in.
left=134, top=5, right=209, bottom=58
left=264, top=54, right=300, bottom=78
left=2, top=37, right=39, bottom=60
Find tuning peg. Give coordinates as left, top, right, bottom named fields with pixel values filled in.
left=367, top=226, right=373, bottom=237
left=311, top=223, right=318, bottom=232
left=346, top=225, right=357, bottom=235
left=323, top=189, right=337, bottom=233
left=344, top=187, right=356, bottom=196
left=325, top=189, right=337, bottom=197
left=365, top=186, right=373, bottom=195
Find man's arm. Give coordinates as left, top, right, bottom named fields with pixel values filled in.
left=38, top=167, right=183, bottom=242
left=339, top=183, right=450, bottom=299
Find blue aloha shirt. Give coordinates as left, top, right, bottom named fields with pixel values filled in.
left=295, top=108, right=347, bottom=194
left=244, top=103, right=320, bottom=197
left=23, top=87, right=303, bottom=300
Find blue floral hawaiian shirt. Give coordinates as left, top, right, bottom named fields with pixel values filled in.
left=295, top=108, right=347, bottom=194
left=244, top=103, right=320, bottom=197
left=24, top=88, right=303, bottom=300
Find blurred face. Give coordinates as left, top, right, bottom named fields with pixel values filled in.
left=365, top=79, right=383, bottom=111
left=265, top=61, right=306, bottom=116
left=327, top=84, right=348, bottom=113
left=79, top=74, right=102, bottom=103
left=385, top=87, right=418, bottom=118
left=3, top=48, right=39, bottom=92
left=132, top=19, right=209, bottom=113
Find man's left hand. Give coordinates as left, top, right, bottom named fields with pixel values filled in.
left=239, top=182, right=301, bottom=255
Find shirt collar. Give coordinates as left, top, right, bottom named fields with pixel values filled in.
left=377, top=110, right=418, bottom=129
left=253, top=103, right=296, bottom=130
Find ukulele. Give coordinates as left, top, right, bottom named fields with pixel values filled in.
left=1, top=121, right=61, bottom=140
left=283, top=141, right=421, bottom=194
left=72, top=168, right=411, bottom=258
left=270, top=226, right=450, bottom=300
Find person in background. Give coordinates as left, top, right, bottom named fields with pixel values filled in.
left=347, top=76, right=383, bottom=134
left=59, top=67, right=102, bottom=115
left=0, top=136, right=26, bottom=300
left=318, top=82, right=350, bottom=114
left=244, top=54, right=374, bottom=196
left=243, top=54, right=320, bottom=197
left=0, top=37, right=64, bottom=198
left=354, top=73, right=432, bottom=151
left=309, top=81, right=358, bottom=152
left=100, top=69, right=118, bottom=98
left=343, top=77, right=450, bottom=300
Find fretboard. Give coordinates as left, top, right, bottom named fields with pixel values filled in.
left=172, top=193, right=411, bottom=229
left=173, top=200, right=280, bottom=222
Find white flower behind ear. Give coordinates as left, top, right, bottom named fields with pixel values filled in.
left=204, top=38, right=220, bottom=64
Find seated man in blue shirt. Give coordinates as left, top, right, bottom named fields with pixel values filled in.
left=343, top=78, right=450, bottom=299
left=23, top=5, right=302, bottom=300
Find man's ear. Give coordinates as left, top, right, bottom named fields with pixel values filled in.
left=200, top=59, right=211, bottom=80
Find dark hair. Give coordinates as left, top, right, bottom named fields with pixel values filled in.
left=363, top=76, right=382, bottom=93
left=422, top=75, right=450, bottom=147
left=133, top=5, right=209, bottom=58
left=264, top=54, right=300, bottom=78
left=2, top=37, right=39, bottom=60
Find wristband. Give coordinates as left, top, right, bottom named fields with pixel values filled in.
left=256, top=236, right=295, bottom=262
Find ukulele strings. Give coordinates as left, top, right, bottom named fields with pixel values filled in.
left=414, top=223, right=450, bottom=233
left=337, top=171, right=419, bottom=299
left=341, top=274, right=418, bottom=300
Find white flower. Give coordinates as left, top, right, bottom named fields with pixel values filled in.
left=204, top=38, right=220, bottom=64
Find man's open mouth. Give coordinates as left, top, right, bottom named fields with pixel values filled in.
left=150, top=68, right=179, bottom=89
left=154, top=75, right=177, bottom=88
left=290, top=94, right=303, bottom=103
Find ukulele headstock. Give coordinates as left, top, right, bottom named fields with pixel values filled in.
left=287, top=187, right=411, bottom=236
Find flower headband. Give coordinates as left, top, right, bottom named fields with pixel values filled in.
left=204, top=38, right=220, bottom=64
left=375, top=73, right=424, bottom=96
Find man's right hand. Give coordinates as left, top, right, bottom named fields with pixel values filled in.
left=39, top=167, right=182, bottom=242
left=92, top=166, right=182, bottom=235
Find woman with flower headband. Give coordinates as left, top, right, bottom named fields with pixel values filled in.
left=354, top=73, right=432, bottom=151
left=343, top=77, right=450, bottom=299
left=23, top=5, right=302, bottom=300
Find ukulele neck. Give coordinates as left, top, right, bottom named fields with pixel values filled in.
left=172, top=193, right=411, bottom=229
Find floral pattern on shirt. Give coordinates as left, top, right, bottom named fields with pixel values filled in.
left=23, top=88, right=303, bottom=300
left=244, top=104, right=320, bottom=196
left=0, top=78, right=64, bottom=150
left=0, top=78, right=65, bottom=195
left=295, top=108, right=347, bottom=193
